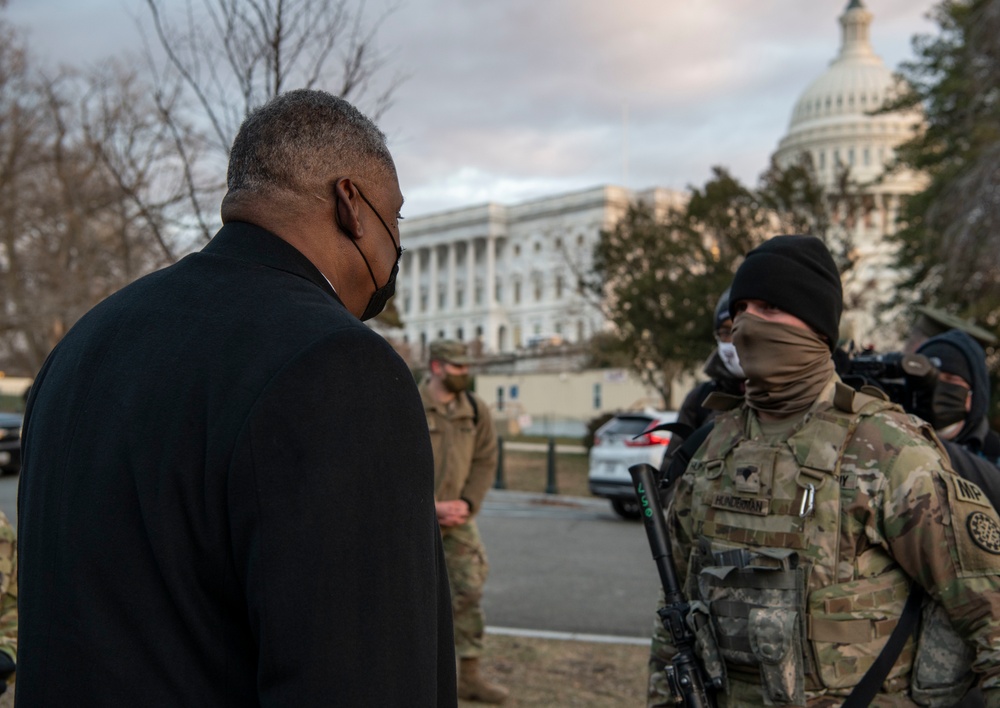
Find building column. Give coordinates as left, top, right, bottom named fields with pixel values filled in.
left=428, top=245, right=438, bottom=317
left=486, top=235, right=496, bottom=309
left=409, top=248, right=421, bottom=320
left=465, top=239, right=476, bottom=312
left=446, top=242, right=457, bottom=320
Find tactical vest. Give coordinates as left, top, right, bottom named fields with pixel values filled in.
left=683, top=385, right=973, bottom=706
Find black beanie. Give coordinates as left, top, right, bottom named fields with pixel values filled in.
left=729, top=235, right=843, bottom=352
left=917, top=339, right=973, bottom=384
left=714, top=288, right=732, bottom=331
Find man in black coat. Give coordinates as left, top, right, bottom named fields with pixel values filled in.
left=17, top=90, right=456, bottom=706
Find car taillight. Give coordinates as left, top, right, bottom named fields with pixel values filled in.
left=592, top=435, right=602, bottom=447
left=625, top=430, right=671, bottom=447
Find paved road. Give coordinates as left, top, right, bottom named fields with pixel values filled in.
left=0, top=476, right=661, bottom=641
left=478, top=489, right=659, bottom=640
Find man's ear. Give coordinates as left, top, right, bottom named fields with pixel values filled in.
left=332, top=178, right=363, bottom=240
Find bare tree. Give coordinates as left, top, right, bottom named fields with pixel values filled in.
left=141, top=0, right=405, bottom=243
left=0, top=46, right=181, bottom=374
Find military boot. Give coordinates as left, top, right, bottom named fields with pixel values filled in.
left=458, top=657, right=508, bottom=704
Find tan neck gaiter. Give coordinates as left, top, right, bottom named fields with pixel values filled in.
left=733, top=313, right=835, bottom=417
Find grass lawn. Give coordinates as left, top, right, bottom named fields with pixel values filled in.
left=495, top=448, right=591, bottom=498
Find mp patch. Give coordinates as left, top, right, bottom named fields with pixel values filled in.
left=953, top=476, right=992, bottom=509
left=967, top=511, right=1000, bottom=555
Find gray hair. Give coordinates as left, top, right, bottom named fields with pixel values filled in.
left=226, top=89, right=394, bottom=198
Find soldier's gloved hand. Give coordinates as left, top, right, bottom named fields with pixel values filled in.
left=0, top=650, right=14, bottom=694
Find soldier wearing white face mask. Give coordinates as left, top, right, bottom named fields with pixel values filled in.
left=661, top=288, right=746, bottom=472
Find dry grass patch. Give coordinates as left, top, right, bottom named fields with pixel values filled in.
left=498, top=450, right=591, bottom=497
left=459, top=633, right=649, bottom=707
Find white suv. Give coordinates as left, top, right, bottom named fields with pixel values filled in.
left=588, top=410, right=677, bottom=519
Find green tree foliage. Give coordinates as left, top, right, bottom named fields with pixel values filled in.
left=584, top=167, right=771, bottom=404
left=587, top=160, right=855, bottom=405
left=886, top=0, right=1000, bottom=328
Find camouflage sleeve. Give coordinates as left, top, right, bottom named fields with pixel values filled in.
left=647, top=469, right=698, bottom=707
left=459, top=396, right=498, bottom=514
left=872, top=416, right=1000, bottom=696
left=0, top=513, right=16, bottom=664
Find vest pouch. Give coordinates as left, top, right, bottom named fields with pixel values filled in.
left=749, top=606, right=805, bottom=705
left=696, top=556, right=808, bottom=705
left=807, top=569, right=914, bottom=691
left=911, top=602, right=975, bottom=707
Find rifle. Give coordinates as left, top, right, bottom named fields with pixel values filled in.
left=630, top=463, right=718, bottom=708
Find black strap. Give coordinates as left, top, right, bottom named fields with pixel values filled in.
left=842, top=584, right=925, bottom=708
left=465, top=390, right=478, bottom=426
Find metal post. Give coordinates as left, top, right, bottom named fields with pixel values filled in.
left=493, top=435, right=506, bottom=489
left=545, top=437, right=559, bottom=495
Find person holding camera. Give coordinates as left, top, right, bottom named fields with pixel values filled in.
left=649, top=235, right=1000, bottom=707
left=916, top=329, right=1000, bottom=466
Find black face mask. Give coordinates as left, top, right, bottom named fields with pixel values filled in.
left=929, top=381, right=970, bottom=429
left=913, top=380, right=969, bottom=430
left=346, top=186, right=402, bottom=321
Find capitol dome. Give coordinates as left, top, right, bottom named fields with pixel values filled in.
left=773, top=0, right=923, bottom=193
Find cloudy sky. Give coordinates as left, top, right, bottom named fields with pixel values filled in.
left=9, top=0, right=939, bottom=218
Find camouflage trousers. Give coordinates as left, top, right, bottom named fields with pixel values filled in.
left=442, top=519, right=489, bottom=659
left=648, top=588, right=674, bottom=708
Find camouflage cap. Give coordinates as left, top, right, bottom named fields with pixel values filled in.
left=913, top=306, right=997, bottom=347
left=429, top=339, right=472, bottom=365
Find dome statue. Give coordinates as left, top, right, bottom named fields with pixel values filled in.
left=774, top=0, right=923, bottom=195
left=772, top=0, right=927, bottom=350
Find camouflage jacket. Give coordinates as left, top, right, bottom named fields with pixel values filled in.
left=662, top=377, right=1000, bottom=706
left=0, top=512, right=16, bottom=665
left=420, top=381, right=498, bottom=515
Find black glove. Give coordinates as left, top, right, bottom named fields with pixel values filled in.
left=0, top=650, right=14, bottom=694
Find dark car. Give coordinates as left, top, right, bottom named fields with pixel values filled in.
left=0, top=412, right=22, bottom=475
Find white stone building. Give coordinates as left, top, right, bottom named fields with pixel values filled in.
left=396, top=185, right=684, bottom=358
left=772, top=0, right=925, bottom=347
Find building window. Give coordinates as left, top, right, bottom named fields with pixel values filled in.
left=420, top=293, right=428, bottom=312
left=819, top=151, right=825, bottom=169
left=555, top=274, right=564, bottom=299
left=848, top=148, right=855, bottom=166
left=456, top=327, right=464, bottom=341
left=534, top=279, right=542, bottom=302
left=863, top=147, right=870, bottom=166
left=475, top=284, right=483, bottom=305
left=495, top=280, right=502, bottom=303
left=403, top=296, right=411, bottom=313
left=513, top=281, right=521, bottom=304
left=456, top=288, right=464, bottom=308
left=513, top=244, right=521, bottom=257
left=438, top=291, right=446, bottom=310
left=593, top=383, right=602, bottom=410
left=534, top=242, right=542, bottom=253
left=577, top=234, right=585, bottom=247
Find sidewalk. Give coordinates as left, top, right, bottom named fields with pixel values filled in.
left=501, top=441, right=587, bottom=455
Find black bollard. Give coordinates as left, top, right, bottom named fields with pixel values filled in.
left=494, top=435, right=506, bottom=489
left=545, top=437, right=559, bottom=495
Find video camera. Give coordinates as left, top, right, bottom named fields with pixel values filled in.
left=841, top=350, right=940, bottom=414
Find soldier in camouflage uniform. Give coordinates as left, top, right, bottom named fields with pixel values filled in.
left=420, top=340, right=507, bottom=704
left=649, top=235, right=1000, bottom=707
